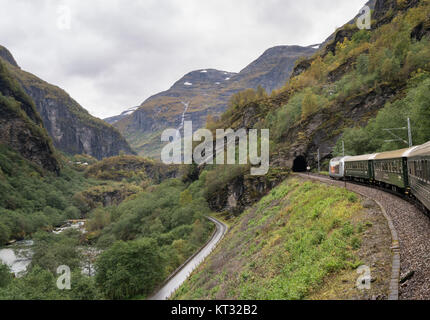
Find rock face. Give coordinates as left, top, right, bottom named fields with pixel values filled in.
left=274, top=85, right=399, bottom=170
left=0, top=45, right=135, bottom=160
left=234, top=46, right=317, bottom=93
left=112, top=45, right=316, bottom=158
left=0, top=46, right=19, bottom=68
left=207, top=169, right=290, bottom=215
left=0, top=59, right=59, bottom=173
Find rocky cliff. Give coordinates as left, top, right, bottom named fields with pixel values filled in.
left=111, top=45, right=316, bottom=158
left=0, top=59, right=59, bottom=173
left=0, top=45, right=135, bottom=160
left=217, top=0, right=430, bottom=172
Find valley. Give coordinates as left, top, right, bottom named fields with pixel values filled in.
left=1, top=0, right=430, bottom=303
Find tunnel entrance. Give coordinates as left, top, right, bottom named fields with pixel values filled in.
left=292, top=155, right=308, bottom=172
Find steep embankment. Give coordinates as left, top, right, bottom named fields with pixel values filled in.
left=0, top=45, right=134, bottom=160
left=174, top=177, right=392, bottom=300
left=0, top=59, right=59, bottom=173
left=112, top=46, right=316, bottom=158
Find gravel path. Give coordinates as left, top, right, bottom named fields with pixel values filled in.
left=297, top=173, right=430, bottom=300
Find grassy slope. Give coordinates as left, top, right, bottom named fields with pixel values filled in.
left=174, top=177, right=390, bottom=300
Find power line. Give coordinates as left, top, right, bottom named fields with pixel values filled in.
left=383, top=118, right=413, bottom=147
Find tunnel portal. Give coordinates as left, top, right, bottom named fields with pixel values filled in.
left=292, top=155, right=308, bottom=172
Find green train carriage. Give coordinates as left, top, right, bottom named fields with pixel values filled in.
left=344, top=154, right=376, bottom=181
left=407, top=142, right=430, bottom=212
left=373, top=147, right=418, bottom=193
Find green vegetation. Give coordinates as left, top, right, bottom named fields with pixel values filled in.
left=84, top=155, right=178, bottom=185
left=0, top=145, right=99, bottom=244
left=2, top=1, right=429, bottom=301
left=0, top=230, right=100, bottom=300
left=0, top=147, right=214, bottom=300
left=174, top=178, right=369, bottom=300
left=0, top=60, right=57, bottom=164
left=95, top=238, right=164, bottom=299
left=335, top=76, right=430, bottom=155
left=85, top=178, right=213, bottom=299
left=0, top=59, right=43, bottom=126
left=209, top=2, right=430, bottom=160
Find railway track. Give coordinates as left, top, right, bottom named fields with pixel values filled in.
left=297, top=173, right=430, bottom=300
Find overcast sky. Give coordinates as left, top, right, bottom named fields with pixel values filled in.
left=0, top=0, right=367, bottom=118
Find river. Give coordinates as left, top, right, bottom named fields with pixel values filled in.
left=0, top=240, right=33, bottom=277
left=0, top=221, right=90, bottom=277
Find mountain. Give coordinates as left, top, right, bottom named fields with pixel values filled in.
left=321, top=0, right=377, bottom=46
left=210, top=0, right=428, bottom=174
left=111, top=45, right=317, bottom=158
left=0, top=59, right=59, bottom=173
left=231, top=45, right=318, bottom=92
left=0, top=45, right=135, bottom=160
left=104, top=106, right=139, bottom=125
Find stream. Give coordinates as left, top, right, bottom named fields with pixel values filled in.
left=0, top=221, right=95, bottom=277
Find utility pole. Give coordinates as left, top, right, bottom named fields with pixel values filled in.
left=342, top=140, right=345, bottom=157
left=407, top=117, right=413, bottom=148
left=383, top=118, right=413, bottom=147
left=317, top=148, right=320, bottom=173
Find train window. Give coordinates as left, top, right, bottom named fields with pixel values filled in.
left=418, top=160, right=423, bottom=179
left=415, top=161, right=418, bottom=177
left=425, top=160, right=428, bottom=182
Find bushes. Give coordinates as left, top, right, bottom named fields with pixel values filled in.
left=335, top=76, right=430, bottom=155
left=0, top=145, right=99, bottom=243
left=95, top=238, right=165, bottom=299
left=267, top=92, right=304, bottom=140
left=30, top=231, right=81, bottom=274
left=0, top=264, right=11, bottom=288
left=203, top=165, right=248, bottom=197
left=84, top=155, right=177, bottom=185
left=83, top=178, right=214, bottom=298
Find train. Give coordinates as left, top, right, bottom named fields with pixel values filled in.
left=329, top=141, right=430, bottom=213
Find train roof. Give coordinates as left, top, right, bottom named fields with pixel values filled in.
left=374, top=146, right=418, bottom=160
left=407, top=141, right=430, bottom=157
left=330, top=156, right=349, bottom=162
left=344, top=154, right=378, bottom=162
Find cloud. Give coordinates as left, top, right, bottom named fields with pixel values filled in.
left=0, top=0, right=367, bottom=118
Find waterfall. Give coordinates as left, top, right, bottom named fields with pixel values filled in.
left=176, top=101, right=190, bottom=138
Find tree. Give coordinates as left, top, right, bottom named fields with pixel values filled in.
left=70, top=270, right=100, bottom=300
left=64, top=206, right=80, bottom=220
left=301, top=89, right=319, bottom=120
left=0, top=223, right=11, bottom=245
left=179, top=189, right=192, bottom=206
left=0, top=263, right=11, bottom=288
left=95, top=238, right=165, bottom=299
left=356, top=54, right=369, bottom=75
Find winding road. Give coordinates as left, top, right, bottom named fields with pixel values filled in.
left=149, top=216, right=228, bottom=300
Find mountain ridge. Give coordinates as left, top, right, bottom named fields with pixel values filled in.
left=0, top=59, right=59, bottom=173
left=0, top=45, right=135, bottom=160
left=111, top=45, right=317, bottom=157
